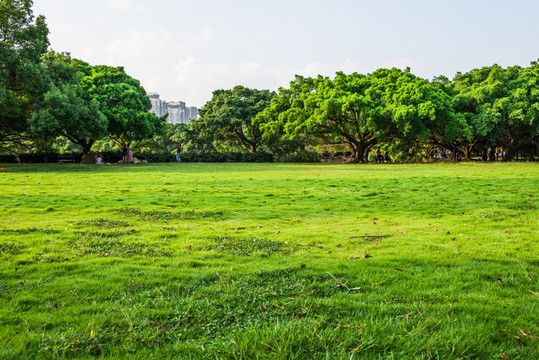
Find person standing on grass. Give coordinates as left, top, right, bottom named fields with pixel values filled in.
left=176, top=144, right=182, bottom=163
left=408, top=147, right=413, bottom=162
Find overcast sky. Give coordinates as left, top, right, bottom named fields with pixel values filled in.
left=33, top=0, right=539, bottom=108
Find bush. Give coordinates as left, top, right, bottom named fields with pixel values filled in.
left=276, top=150, right=320, bottom=163
left=181, top=151, right=273, bottom=163
left=133, top=150, right=172, bottom=163
left=0, top=155, right=18, bottom=163
left=0, top=150, right=274, bottom=164
left=0, top=152, right=84, bottom=164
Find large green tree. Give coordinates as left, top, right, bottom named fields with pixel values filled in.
left=452, top=63, right=539, bottom=161
left=502, top=62, right=539, bottom=160
left=173, top=119, right=216, bottom=151
left=198, top=86, right=275, bottom=153
left=262, top=69, right=455, bottom=162
left=450, top=65, right=509, bottom=160
left=255, top=75, right=319, bottom=157
left=0, top=0, right=49, bottom=147
left=28, top=52, right=108, bottom=153
left=80, top=65, right=164, bottom=149
left=30, top=56, right=164, bottom=153
left=420, top=75, right=472, bottom=160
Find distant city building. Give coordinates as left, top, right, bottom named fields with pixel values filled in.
left=186, top=106, right=198, bottom=121
left=146, top=92, right=197, bottom=124
left=147, top=92, right=165, bottom=117
left=167, top=101, right=186, bottom=124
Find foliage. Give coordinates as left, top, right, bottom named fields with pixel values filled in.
left=0, top=150, right=274, bottom=163
left=79, top=64, right=165, bottom=149
left=198, top=86, right=275, bottom=153
left=28, top=52, right=108, bottom=153
left=162, top=122, right=216, bottom=152
left=0, top=0, right=49, bottom=146
left=451, top=63, right=539, bottom=160
left=181, top=150, right=274, bottom=163
left=275, top=149, right=320, bottom=163
left=262, top=69, right=456, bottom=162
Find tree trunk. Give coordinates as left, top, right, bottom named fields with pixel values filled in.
left=503, top=141, right=516, bottom=162
left=452, top=148, right=458, bottom=162
left=350, top=146, right=369, bottom=163
left=349, top=144, right=368, bottom=163
left=78, top=139, right=95, bottom=154
left=463, top=145, right=473, bottom=161
left=350, top=150, right=361, bottom=163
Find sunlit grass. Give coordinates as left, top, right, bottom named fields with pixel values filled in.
left=0, top=162, right=537, bottom=359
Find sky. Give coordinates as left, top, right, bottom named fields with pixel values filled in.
left=32, top=0, right=539, bottom=108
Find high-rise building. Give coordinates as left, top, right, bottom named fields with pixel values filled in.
left=147, top=92, right=165, bottom=117
left=162, top=101, right=169, bottom=118
left=186, top=107, right=198, bottom=121
left=167, top=101, right=186, bottom=124
left=147, top=92, right=197, bottom=124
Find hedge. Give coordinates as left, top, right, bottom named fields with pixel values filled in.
left=0, top=151, right=274, bottom=163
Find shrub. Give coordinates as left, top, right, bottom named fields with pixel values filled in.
left=4, top=152, right=83, bottom=164
left=0, top=150, right=274, bottom=164
left=0, top=155, right=18, bottom=163
left=181, top=151, right=273, bottom=163
left=133, top=150, right=172, bottom=163
left=276, top=150, right=320, bottom=163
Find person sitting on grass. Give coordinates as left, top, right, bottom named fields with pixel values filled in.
left=119, top=147, right=128, bottom=163
left=126, top=148, right=133, bottom=163
left=118, top=147, right=134, bottom=163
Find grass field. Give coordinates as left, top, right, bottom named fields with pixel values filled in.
left=0, top=162, right=538, bottom=359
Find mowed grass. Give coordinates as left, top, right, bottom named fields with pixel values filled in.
left=0, top=162, right=537, bottom=359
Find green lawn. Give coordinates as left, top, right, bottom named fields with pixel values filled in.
left=0, top=162, right=538, bottom=359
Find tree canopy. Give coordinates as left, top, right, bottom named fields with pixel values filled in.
left=451, top=64, right=539, bottom=160
left=198, top=86, right=275, bottom=153
left=1, top=0, right=163, bottom=155
left=79, top=64, right=164, bottom=148
left=28, top=55, right=163, bottom=153
left=260, top=69, right=456, bottom=162
left=0, top=0, right=48, bottom=146
left=28, top=52, right=108, bottom=153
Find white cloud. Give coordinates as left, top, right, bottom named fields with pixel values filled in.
left=194, top=27, right=214, bottom=44
left=135, top=2, right=146, bottom=12
left=172, top=58, right=369, bottom=107
left=107, top=0, right=131, bottom=10
left=106, top=27, right=174, bottom=62
left=173, top=58, right=268, bottom=106
left=106, top=0, right=144, bottom=11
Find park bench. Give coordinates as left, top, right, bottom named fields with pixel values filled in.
left=57, top=155, right=76, bottom=164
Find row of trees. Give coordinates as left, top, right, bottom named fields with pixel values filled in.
left=178, top=66, right=538, bottom=162
left=1, top=1, right=537, bottom=162
left=1, top=0, right=163, bottom=157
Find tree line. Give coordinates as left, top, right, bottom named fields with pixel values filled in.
left=2, top=0, right=537, bottom=162
left=179, top=67, right=538, bottom=162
